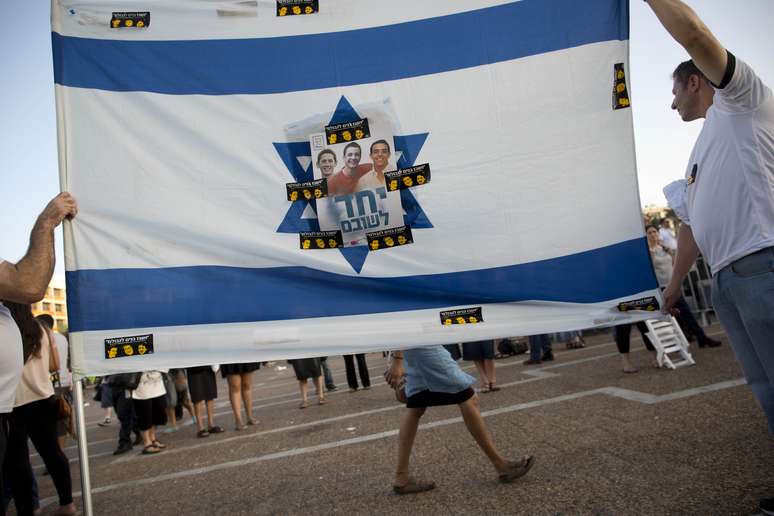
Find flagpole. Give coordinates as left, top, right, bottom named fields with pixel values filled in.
left=73, top=377, right=94, bottom=516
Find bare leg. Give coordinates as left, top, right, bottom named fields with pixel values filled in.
left=227, top=374, right=244, bottom=428
left=241, top=372, right=255, bottom=423
left=182, top=396, right=195, bottom=420
left=298, top=380, right=309, bottom=408
left=483, top=359, right=496, bottom=388
left=314, top=375, right=325, bottom=401
left=650, top=350, right=660, bottom=368
left=472, top=360, right=489, bottom=390
left=193, top=401, right=206, bottom=432
left=205, top=399, right=216, bottom=428
left=166, top=407, right=177, bottom=427
left=162, top=405, right=179, bottom=434
left=458, top=395, right=509, bottom=472
left=621, top=353, right=637, bottom=373
left=140, top=428, right=153, bottom=448
left=394, top=408, right=426, bottom=486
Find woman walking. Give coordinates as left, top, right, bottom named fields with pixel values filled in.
left=2, top=301, right=75, bottom=515
left=384, top=346, right=534, bottom=494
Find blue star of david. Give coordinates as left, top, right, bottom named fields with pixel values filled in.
left=275, top=96, right=433, bottom=273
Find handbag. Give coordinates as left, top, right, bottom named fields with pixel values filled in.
left=385, top=353, right=407, bottom=404
left=55, top=393, right=72, bottom=420
left=394, top=376, right=407, bottom=404
left=110, top=372, right=143, bottom=390
left=51, top=375, right=75, bottom=437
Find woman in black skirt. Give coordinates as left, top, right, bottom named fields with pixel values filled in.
left=187, top=366, right=224, bottom=437
left=288, top=358, right=326, bottom=409
left=221, top=362, right=260, bottom=430
left=384, top=346, right=534, bottom=494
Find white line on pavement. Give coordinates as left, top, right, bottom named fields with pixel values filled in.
left=39, top=374, right=746, bottom=509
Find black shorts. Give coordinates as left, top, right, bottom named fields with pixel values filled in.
left=133, top=396, right=167, bottom=431
left=406, top=387, right=475, bottom=408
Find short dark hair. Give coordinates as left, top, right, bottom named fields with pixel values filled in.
left=36, top=313, right=55, bottom=329
left=672, top=60, right=709, bottom=86
left=343, top=142, right=361, bottom=155
left=645, top=224, right=658, bottom=233
left=370, top=139, right=391, bottom=154
left=316, top=149, right=336, bottom=165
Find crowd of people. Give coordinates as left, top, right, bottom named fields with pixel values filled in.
left=0, top=0, right=772, bottom=513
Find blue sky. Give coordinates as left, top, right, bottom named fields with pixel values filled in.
left=1, top=1, right=773, bottom=278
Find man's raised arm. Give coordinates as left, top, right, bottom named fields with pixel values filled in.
left=0, top=192, right=78, bottom=303
left=645, top=0, right=727, bottom=85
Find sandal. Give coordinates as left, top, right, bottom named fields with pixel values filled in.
left=318, top=398, right=327, bottom=405
left=152, top=440, right=167, bottom=449
left=208, top=426, right=225, bottom=434
left=299, top=400, right=310, bottom=409
left=247, top=418, right=258, bottom=426
left=623, top=368, right=638, bottom=374
left=235, top=423, right=247, bottom=431
left=393, top=477, right=436, bottom=495
left=197, top=429, right=210, bottom=438
left=142, top=444, right=161, bottom=455
left=488, top=382, right=501, bottom=392
left=498, top=455, right=535, bottom=483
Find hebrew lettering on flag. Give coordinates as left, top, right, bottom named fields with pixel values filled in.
left=52, top=0, right=660, bottom=375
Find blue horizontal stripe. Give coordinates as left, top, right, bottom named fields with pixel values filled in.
left=66, top=238, right=655, bottom=332
left=53, top=0, right=628, bottom=95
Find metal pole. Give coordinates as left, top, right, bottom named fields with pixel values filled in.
left=73, top=377, right=94, bottom=516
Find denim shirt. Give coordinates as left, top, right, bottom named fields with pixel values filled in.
left=403, top=346, right=475, bottom=397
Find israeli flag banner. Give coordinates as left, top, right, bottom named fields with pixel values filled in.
left=53, top=0, right=660, bottom=375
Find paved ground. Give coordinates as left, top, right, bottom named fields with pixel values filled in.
left=18, top=324, right=774, bottom=515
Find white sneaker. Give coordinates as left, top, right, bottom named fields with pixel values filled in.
left=97, top=417, right=112, bottom=427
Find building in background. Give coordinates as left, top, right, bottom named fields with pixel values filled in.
left=31, top=276, right=67, bottom=333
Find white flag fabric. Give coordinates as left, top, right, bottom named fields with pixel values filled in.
left=53, top=0, right=660, bottom=375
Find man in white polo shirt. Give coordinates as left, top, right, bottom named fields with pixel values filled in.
left=647, top=2, right=774, bottom=513
left=0, top=192, right=78, bottom=501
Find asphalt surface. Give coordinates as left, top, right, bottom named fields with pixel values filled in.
left=15, top=324, right=774, bottom=515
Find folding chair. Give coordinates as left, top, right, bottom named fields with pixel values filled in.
left=644, top=317, right=696, bottom=369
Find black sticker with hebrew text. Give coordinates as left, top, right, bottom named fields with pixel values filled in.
left=440, top=307, right=483, bottom=326
left=277, top=0, right=318, bottom=16
left=300, top=230, right=343, bottom=250
left=367, top=225, right=413, bottom=251
left=617, top=296, right=660, bottom=312
left=324, top=118, right=370, bottom=145
left=287, top=178, right=328, bottom=201
left=613, top=63, right=631, bottom=110
left=385, top=164, right=431, bottom=192
left=110, top=12, right=150, bottom=28
left=105, top=334, right=154, bottom=359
